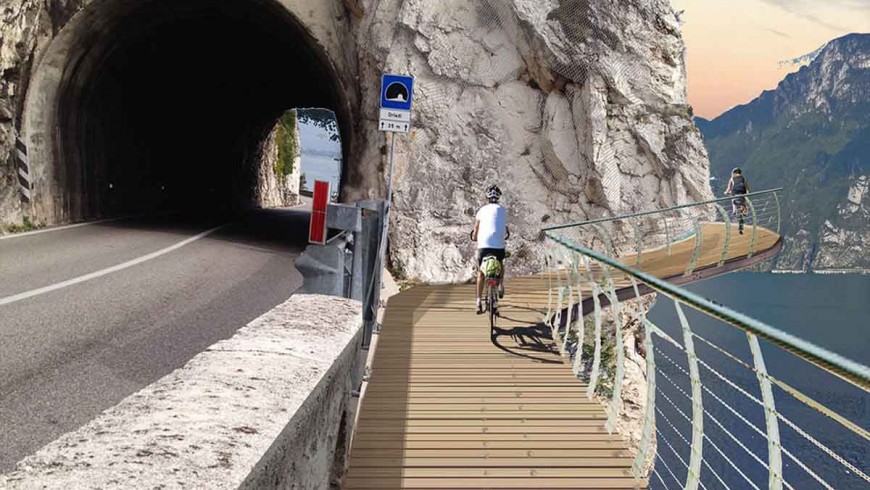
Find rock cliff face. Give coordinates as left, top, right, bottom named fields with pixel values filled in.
left=0, top=0, right=56, bottom=227
left=701, top=34, right=870, bottom=272
left=354, top=0, right=713, bottom=282
left=254, top=125, right=301, bottom=210
left=2, top=0, right=713, bottom=280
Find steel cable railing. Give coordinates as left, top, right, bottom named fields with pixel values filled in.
left=536, top=188, right=870, bottom=489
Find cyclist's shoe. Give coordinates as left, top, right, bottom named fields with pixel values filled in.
left=498, top=283, right=505, bottom=299
left=476, top=298, right=484, bottom=315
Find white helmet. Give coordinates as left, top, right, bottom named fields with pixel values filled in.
left=485, top=184, right=502, bottom=201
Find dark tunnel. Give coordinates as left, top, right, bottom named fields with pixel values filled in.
left=52, top=0, right=349, bottom=218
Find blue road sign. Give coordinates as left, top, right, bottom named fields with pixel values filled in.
left=380, top=74, right=414, bottom=111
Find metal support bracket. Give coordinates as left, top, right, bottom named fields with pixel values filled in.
left=632, top=218, right=643, bottom=267
left=587, top=284, right=603, bottom=400
left=747, top=197, right=758, bottom=258
left=748, top=333, right=784, bottom=490
left=675, top=301, right=704, bottom=490
left=685, top=219, right=703, bottom=275
left=713, top=203, right=731, bottom=266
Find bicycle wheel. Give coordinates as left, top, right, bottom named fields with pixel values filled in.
left=489, top=286, right=497, bottom=330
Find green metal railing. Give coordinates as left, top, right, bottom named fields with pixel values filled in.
left=545, top=188, right=783, bottom=278
left=539, top=189, right=869, bottom=490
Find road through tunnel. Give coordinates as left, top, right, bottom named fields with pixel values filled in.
left=25, top=0, right=354, bottom=222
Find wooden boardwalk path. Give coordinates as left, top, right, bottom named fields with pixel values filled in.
left=344, top=223, right=780, bottom=489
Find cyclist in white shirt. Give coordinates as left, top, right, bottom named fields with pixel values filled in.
left=471, top=185, right=510, bottom=314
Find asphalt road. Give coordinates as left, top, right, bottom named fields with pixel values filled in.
left=0, top=208, right=310, bottom=470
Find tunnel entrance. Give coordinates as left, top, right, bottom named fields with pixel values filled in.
left=27, top=0, right=351, bottom=221
left=255, top=107, right=343, bottom=208
left=296, top=108, right=343, bottom=198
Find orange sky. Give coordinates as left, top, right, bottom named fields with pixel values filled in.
left=671, top=0, right=870, bottom=119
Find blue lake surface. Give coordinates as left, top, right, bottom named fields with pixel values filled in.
left=647, top=273, right=869, bottom=489
left=300, top=154, right=341, bottom=193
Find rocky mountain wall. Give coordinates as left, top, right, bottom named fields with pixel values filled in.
left=254, top=124, right=302, bottom=210
left=0, top=0, right=66, bottom=227
left=353, top=0, right=713, bottom=282
left=2, top=0, right=714, bottom=281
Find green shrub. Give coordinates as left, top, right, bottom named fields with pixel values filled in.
left=4, top=216, right=39, bottom=234
left=275, top=110, right=299, bottom=178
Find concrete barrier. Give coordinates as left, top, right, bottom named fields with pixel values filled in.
left=1, top=295, right=362, bottom=489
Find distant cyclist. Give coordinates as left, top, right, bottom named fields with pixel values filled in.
left=725, top=167, right=750, bottom=234
left=471, top=184, right=510, bottom=314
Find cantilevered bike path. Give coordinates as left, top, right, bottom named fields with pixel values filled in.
left=345, top=195, right=785, bottom=489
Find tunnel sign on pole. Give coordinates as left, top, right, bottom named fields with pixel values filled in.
left=379, top=74, right=414, bottom=133
left=309, top=180, right=331, bottom=245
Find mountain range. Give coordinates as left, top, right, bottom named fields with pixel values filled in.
left=697, top=33, right=870, bottom=272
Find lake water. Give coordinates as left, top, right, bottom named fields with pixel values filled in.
left=647, top=273, right=869, bottom=489
left=300, top=154, right=341, bottom=193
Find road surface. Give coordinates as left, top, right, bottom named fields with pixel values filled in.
left=0, top=208, right=309, bottom=470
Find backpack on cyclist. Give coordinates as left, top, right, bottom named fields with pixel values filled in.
left=732, top=175, right=747, bottom=194
left=480, top=255, right=502, bottom=279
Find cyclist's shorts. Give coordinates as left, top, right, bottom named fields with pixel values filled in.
left=477, top=248, right=506, bottom=267
left=732, top=197, right=746, bottom=207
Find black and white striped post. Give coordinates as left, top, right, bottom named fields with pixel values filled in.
left=16, top=136, right=31, bottom=203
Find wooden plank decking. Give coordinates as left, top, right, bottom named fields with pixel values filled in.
left=344, top=224, right=780, bottom=489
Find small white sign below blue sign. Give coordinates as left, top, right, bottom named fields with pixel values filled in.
left=380, top=74, right=414, bottom=111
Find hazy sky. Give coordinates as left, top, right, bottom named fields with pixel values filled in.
left=298, top=120, right=341, bottom=157
left=671, top=0, right=870, bottom=119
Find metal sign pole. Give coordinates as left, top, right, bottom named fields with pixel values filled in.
left=382, top=132, right=397, bottom=250
left=364, top=73, right=412, bottom=348
left=372, top=132, right=397, bottom=320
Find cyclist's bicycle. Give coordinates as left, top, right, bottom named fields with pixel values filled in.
left=480, top=255, right=502, bottom=331
left=733, top=197, right=748, bottom=235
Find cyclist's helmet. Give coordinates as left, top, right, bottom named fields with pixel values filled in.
left=485, top=184, right=502, bottom=202
left=732, top=167, right=743, bottom=175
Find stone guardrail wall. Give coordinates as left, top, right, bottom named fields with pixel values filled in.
left=1, top=294, right=362, bottom=490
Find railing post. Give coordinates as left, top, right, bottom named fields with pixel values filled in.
left=685, top=219, right=703, bottom=275
left=566, top=252, right=583, bottom=362
left=630, top=277, right=656, bottom=482
left=573, top=259, right=594, bottom=376
left=587, top=283, right=603, bottom=400
left=748, top=333, right=784, bottom=490
left=713, top=203, right=731, bottom=266
left=560, top=251, right=574, bottom=357
left=664, top=216, right=672, bottom=255
left=632, top=218, right=643, bottom=268
left=747, top=197, right=758, bottom=258
left=774, top=192, right=782, bottom=235
left=675, top=301, right=704, bottom=490
left=554, top=256, right=565, bottom=334
left=591, top=223, right=614, bottom=258
left=602, top=266, right=625, bottom=434
left=545, top=252, right=554, bottom=323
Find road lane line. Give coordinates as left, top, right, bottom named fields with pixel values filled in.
left=0, top=218, right=123, bottom=241
left=0, top=224, right=229, bottom=307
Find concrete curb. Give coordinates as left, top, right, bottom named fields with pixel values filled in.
left=1, top=294, right=362, bottom=489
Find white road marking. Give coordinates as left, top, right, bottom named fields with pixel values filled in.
left=0, top=224, right=229, bottom=307
left=0, top=218, right=123, bottom=240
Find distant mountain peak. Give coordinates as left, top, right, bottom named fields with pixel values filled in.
left=778, top=33, right=870, bottom=69
left=779, top=43, right=827, bottom=69
left=698, top=33, right=870, bottom=272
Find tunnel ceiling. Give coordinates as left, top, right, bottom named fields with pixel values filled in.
left=56, top=0, right=346, bottom=217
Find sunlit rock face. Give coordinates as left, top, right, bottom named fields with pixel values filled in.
left=354, top=0, right=712, bottom=282
left=2, top=0, right=713, bottom=280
